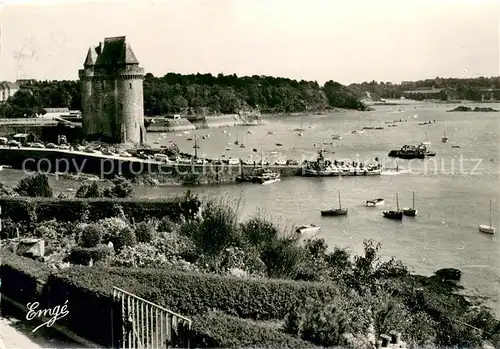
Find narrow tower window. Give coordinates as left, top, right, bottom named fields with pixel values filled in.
left=90, top=104, right=93, bottom=111
left=104, top=103, right=106, bottom=109
left=129, top=83, right=132, bottom=89
left=120, top=103, right=123, bottom=110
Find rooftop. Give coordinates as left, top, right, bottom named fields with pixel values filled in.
left=88, top=36, right=139, bottom=66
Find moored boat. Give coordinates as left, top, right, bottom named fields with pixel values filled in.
left=366, top=198, right=384, bottom=207
left=383, top=193, right=403, bottom=220
left=478, top=200, right=496, bottom=235
left=295, top=224, right=320, bottom=234
left=321, top=191, right=348, bottom=216
left=402, top=191, right=418, bottom=217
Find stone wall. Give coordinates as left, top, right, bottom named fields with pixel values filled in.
left=145, top=118, right=196, bottom=132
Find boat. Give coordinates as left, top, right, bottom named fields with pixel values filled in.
left=422, top=132, right=431, bottom=146
left=186, top=138, right=193, bottom=141
left=298, top=133, right=303, bottom=136
left=332, top=135, right=342, bottom=140
left=276, top=143, right=283, bottom=147
left=478, top=200, right=496, bottom=235
left=259, top=171, right=281, bottom=185
left=383, top=193, right=403, bottom=220
left=442, top=127, right=449, bottom=143
left=303, top=149, right=341, bottom=176
left=388, top=124, right=398, bottom=127
left=362, top=115, right=374, bottom=130
left=251, top=168, right=281, bottom=185
left=321, top=191, right=348, bottom=216
left=402, top=191, right=418, bottom=217
left=239, top=144, right=246, bottom=148
left=365, top=198, right=384, bottom=207
left=294, top=115, right=305, bottom=131
left=388, top=144, right=435, bottom=159
left=268, top=131, right=276, bottom=135
left=295, top=224, right=320, bottom=234
left=374, top=127, right=384, bottom=130
left=247, top=130, right=252, bottom=134
left=352, top=117, right=364, bottom=134
left=234, top=133, right=239, bottom=145
left=193, top=137, right=200, bottom=149
left=225, top=147, right=231, bottom=151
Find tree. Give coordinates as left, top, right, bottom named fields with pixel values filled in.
left=102, top=176, right=134, bottom=198
left=14, top=173, right=53, bottom=197
left=75, top=181, right=101, bottom=198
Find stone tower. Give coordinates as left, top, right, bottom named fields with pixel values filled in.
left=79, top=36, right=147, bottom=144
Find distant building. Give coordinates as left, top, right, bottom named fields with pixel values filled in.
left=16, top=79, right=37, bottom=86
left=0, top=82, right=20, bottom=102
left=78, top=36, right=147, bottom=144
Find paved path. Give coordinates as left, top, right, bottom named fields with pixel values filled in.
left=0, top=317, right=80, bottom=349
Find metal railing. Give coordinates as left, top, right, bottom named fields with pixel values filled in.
left=112, top=286, right=192, bottom=349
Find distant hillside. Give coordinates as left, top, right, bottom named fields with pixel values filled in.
left=349, top=76, right=500, bottom=101
left=0, top=73, right=367, bottom=119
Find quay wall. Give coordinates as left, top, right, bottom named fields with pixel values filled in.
left=0, top=148, right=301, bottom=184
left=145, top=118, right=195, bottom=133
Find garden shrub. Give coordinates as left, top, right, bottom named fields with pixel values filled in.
left=134, top=221, right=155, bottom=243
left=177, top=311, right=319, bottom=348
left=0, top=218, right=22, bottom=239
left=79, top=223, right=103, bottom=248
left=157, top=216, right=175, bottom=233
left=14, top=173, right=53, bottom=198
left=66, top=245, right=113, bottom=266
left=113, top=227, right=136, bottom=252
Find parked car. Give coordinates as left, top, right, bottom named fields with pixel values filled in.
left=101, top=148, right=114, bottom=155
left=7, top=140, right=21, bottom=148
left=118, top=151, right=132, bottom=158
left=227, top=158, right=240, bottom=165
left=286, top=160, right=299, bottom=166
left=32, top=142, right=45, bottom=148
left=84, top=147, right=95, bottom=154
left=195, top=158, right=208, bottom=164
left=274, top=160, right=287, bottom=166
left=45, top=143, right=57, bottom=149
left=58, top=144, right=70, bottom=150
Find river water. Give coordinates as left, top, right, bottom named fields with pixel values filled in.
left=1, top=102, right=499, bottom=314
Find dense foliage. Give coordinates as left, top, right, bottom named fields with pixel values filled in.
left=0, top=73, right=369, bottom=118
left=349, top=76, right=500, bottom=101
left=1, top=190, right=499, bottom=348
left=14, top=173, right=53, bottom=198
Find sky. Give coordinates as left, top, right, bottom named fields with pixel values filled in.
left=1, top=0, right=499, bottom=85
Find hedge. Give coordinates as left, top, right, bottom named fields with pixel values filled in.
left=0, top=250, right=52, bottom=305
left=177, top=311, right=319, bottom=348
left=0, top=195, right=200, bottom=224
left=1, top=251, right=338, bottom=347
left=53, top=266, right=340, bottom=320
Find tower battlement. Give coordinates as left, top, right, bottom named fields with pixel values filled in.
left=80, top=36, right=146, bottom=145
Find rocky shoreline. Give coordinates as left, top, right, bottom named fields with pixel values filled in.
left=447, top=106, right=499, bottom=112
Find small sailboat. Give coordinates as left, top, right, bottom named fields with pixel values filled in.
left=402, top=191, right=418, bottom=217
left=298, top=132, right=303, bottom=137
left=442, top=127, right=449, bottom=143
left=352, top=116, right=364, bottom=134
left=294, top=115, right=305, bottom=131
left=321, top=191, right=348, bottom=216
left=422, top=132, right=431, bottom=146
left=234, top=133, right=239, bottom=145
left=479, top=200, right=496, bottom=235
left=295, top=224, right=320, bottom=234
left=362, top=115, right=374, bottom=130
left=383, top=193, right=403, bottom=220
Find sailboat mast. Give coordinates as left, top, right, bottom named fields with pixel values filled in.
left=396, top=193, right=399, bottom=211
left=413, top=191, right=415, bottom=209
left=489, top=200, right=492, bottom=227
left=301, top=115, right=304, bottom=129
left=338, top=191, right=341, bottom=210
